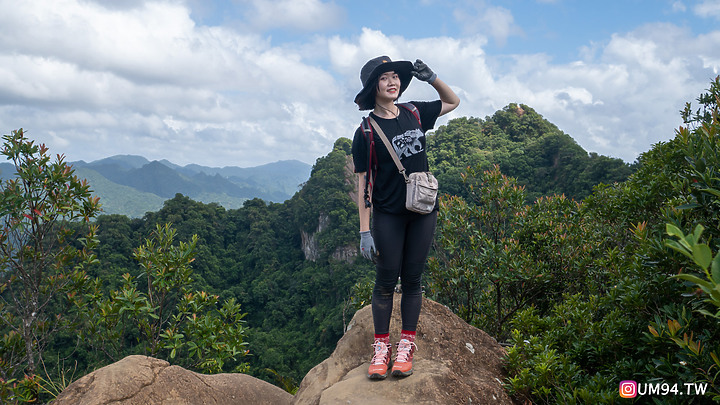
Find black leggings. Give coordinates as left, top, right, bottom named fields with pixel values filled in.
left=371, top=209, right=437, bottom=335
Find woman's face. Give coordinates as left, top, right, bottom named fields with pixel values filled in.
left=375, top=71, right=401, bottom=103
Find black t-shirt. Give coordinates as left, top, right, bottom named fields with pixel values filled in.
left=352, top=100, right=442, bottom=214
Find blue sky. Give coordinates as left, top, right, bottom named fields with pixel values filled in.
left=1, top=0, right=719, bottom=168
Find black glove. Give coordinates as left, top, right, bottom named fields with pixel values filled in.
left=412, top=59, right=437, bottom=84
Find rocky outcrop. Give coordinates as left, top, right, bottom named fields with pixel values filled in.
left=56, top=295, right=512, bottom=405
left=292, top=294, right=513, bottom=405
left=301, top=213, right=330, bottom=261
left=54, top=355, right=293, bottom=405
left=301, top=214, right=358, bottom=262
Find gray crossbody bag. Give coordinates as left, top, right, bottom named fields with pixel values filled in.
left=367, top=117, right=438, bottom=214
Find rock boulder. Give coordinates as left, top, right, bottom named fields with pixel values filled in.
left=54, top=355, right=293, bottom=405
left=292, top=294, right=513, bottom=404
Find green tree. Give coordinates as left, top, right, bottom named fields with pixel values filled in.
left=81, top=223, right=250, bottom=374
left=0, top=129, right=100, bottom=400
left=651, top=77, right=720, bottom=399
left=427, top=165, right=536, bottom=339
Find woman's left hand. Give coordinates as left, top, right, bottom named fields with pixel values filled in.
left=411, top=59, right=437, bottom=84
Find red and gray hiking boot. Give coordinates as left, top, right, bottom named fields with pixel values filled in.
left=367, top=339, right=392, bottom=379
left=391, top=339, right=417, bottom=377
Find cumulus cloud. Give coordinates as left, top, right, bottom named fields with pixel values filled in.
left=0, top=0, right=345, bottom=166
left=1, top=0, right=719, bottom=169
left=494, top=22, right=719, bottom=160
left=694, top=0, right=720, bottom=19
left=238, top=0, right=345, bottom=32
left=672, top=1, right=687, bottom=12
left=452, top=1, right=521, bottom=46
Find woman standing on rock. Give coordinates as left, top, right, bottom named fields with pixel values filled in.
left=351, top=55, right=459, bottom=379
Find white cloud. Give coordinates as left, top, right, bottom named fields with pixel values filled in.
left=1, top=0, right=719, bottom=170
left=508, top=23, right=717, bottom=161
left=452, top=2, right=521, bottom=46
left=672, top=1, right=687, bottom=12
left=694, top=0, right=720, bottom=19
left=0, top=0, right=347, bottom=167
left=239, top=0, right=345, bottom=32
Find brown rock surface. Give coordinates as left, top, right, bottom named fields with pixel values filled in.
left=55, top=295, right=512, bottom=404
left=54, top=355, right=293, bottom=405
left=292, top=294, right=513, bottom=405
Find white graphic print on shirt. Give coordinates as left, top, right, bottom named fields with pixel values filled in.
left=391, top=129, right=424, bottom=159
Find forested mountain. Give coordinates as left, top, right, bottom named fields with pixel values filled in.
left=428, top=103, right=635, bottom=201
left=73, top=166, right=166, bottom=218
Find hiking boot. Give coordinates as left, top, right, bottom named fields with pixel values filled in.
left=367, top=340, right=392, bottom=379
left=391, top=339, right=417, bottom=377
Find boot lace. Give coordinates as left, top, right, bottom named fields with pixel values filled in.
left=395, top=339, right=417, bottom=363
left=371, top=341, right=389, bottom=365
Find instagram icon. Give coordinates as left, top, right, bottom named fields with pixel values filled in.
left=620, top=380, right=637, bottom=398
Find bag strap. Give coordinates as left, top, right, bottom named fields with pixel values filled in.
left=367, top=116, right=410, bottom=184
left=361, top=118, right=377, bottom=208
left=398, top=102, right=421, bottom=128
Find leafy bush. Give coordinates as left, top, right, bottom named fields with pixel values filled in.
left=651, top=77, right=720, bottom=400
left=427, top=165, right=535, bottom=340
left=0, top=129, right=100, bottom=402
left=426, top=78, right=720, bottom=402
left=501, top=77, right=720, bottom=403
left=79, top=223, right=250, bottom=374
left=0, top=132, right=253, bottom=402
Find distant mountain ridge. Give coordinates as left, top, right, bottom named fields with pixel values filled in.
left=0, top=155, right=312, bottom=218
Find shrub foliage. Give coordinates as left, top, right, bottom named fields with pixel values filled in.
left=427, top=78, right=720, bottom=403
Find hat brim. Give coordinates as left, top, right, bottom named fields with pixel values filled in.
left=354, top=60, right=413, bottom=110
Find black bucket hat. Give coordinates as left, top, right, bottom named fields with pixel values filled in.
left=354, top=56, right=413, bottom=110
